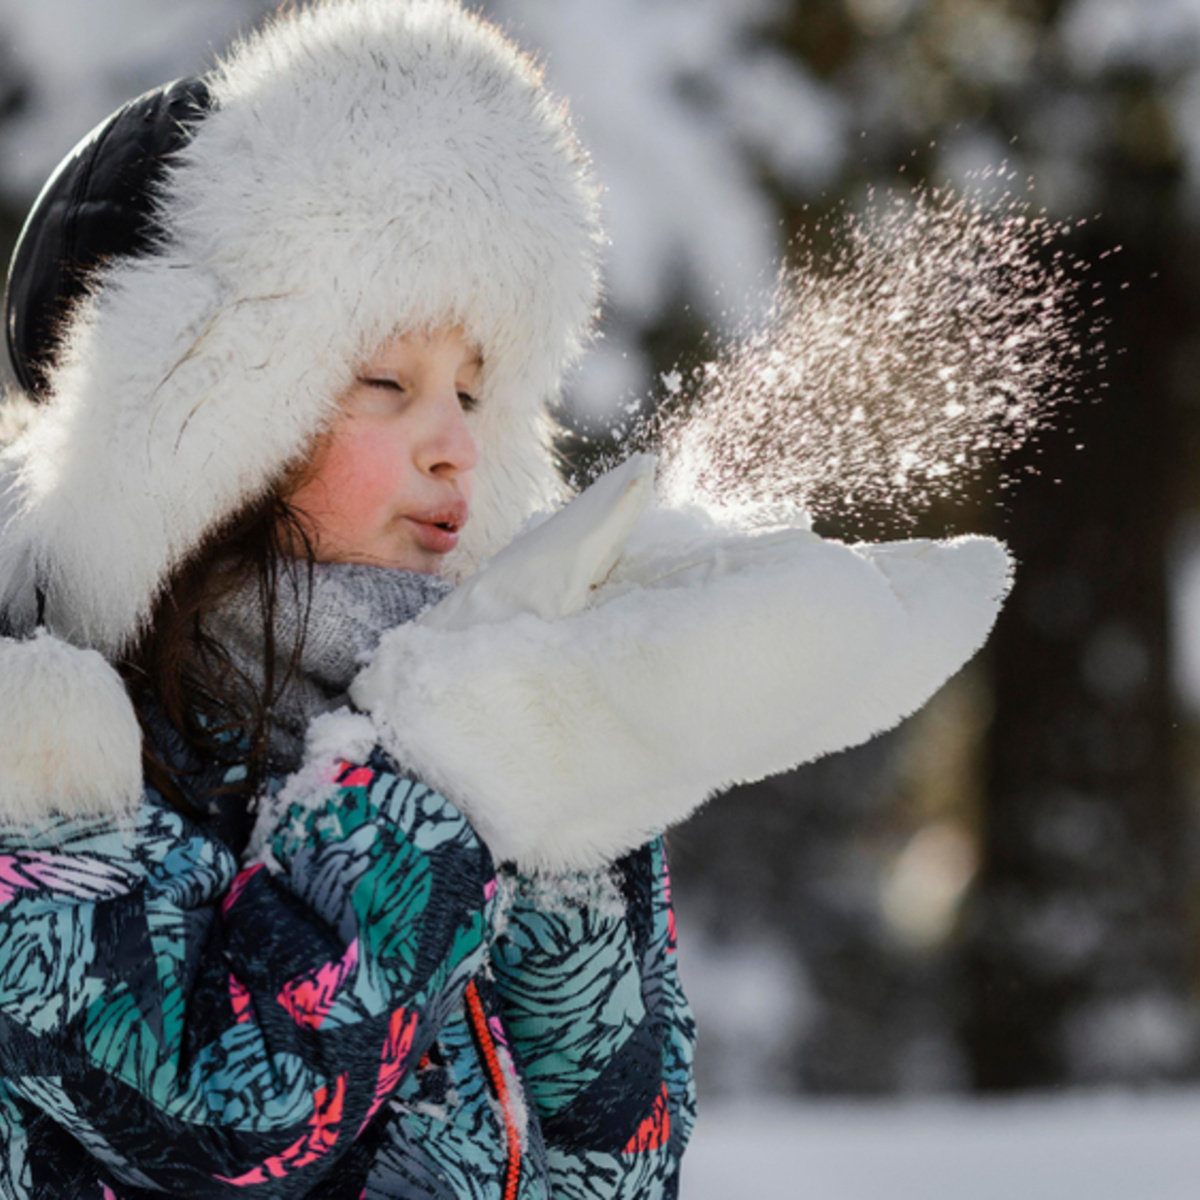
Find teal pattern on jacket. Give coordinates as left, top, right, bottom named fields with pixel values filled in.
left=0, top=746, right=696, bottom=1198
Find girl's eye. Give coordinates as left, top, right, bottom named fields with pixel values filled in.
left=360, top=378, right=404, bottom=392
left=457, top=391, right=480, bottom=413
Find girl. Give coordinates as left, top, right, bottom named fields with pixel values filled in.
left=0, top=1, right=1011, bottom=1197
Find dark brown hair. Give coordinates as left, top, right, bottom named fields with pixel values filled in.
left=120, top=487, right=317, bottom=819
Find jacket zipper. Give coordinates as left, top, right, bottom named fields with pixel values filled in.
left=464, top=979, right=522, bottom=1200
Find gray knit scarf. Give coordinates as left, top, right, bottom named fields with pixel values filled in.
left=205, top=561, right=453, bottom=771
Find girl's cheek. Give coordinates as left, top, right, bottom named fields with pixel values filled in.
left=324, top=425, right=408, bottom=509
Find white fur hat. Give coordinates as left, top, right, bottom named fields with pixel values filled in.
left=0, top=0, right=603, bottom=653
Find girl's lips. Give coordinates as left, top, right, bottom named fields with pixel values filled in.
left=405, top=500, right=469, bottom=555
left=406, top=517, right=460, bottom=554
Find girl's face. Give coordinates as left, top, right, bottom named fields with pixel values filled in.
left=288, top=325, right=481, bottom=573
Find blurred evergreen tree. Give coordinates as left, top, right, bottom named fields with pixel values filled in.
left=673, top=0, right=1200, bottom=1094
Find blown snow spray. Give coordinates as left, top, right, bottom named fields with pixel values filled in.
left=639, top=171, right=1102, bottom=528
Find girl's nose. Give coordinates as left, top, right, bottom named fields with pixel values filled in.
left=420, top=388, right=480, bottom=478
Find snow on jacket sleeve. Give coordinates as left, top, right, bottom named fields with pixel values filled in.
left=489, top=839, right=696, bottom=1200
left=0, top=749, right=497, bottom=1198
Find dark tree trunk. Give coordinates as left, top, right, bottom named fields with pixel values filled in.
left=963, top=198, right=1199, bottom=1089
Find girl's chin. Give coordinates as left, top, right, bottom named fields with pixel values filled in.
left=368, top=552, right=446, bottom=574
left=311, top=542, right=448, bottom=574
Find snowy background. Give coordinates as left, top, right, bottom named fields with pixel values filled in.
left=685, top=1090, right=1200, bottom=1198
left=6, top=0, right=1200, bottom=1194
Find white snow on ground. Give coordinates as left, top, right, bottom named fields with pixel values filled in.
left=683, top=1092, right=1200, bottom=1199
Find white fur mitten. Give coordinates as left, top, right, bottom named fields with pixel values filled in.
left=351, top=470, right=1013, bottom=872
left=422, top=453, right=657, bottom=631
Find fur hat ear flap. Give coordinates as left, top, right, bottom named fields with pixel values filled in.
left=0, top=630, right=143, bottom=824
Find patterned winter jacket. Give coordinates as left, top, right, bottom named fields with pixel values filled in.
left=0, top=744, right=696, bottom=1199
